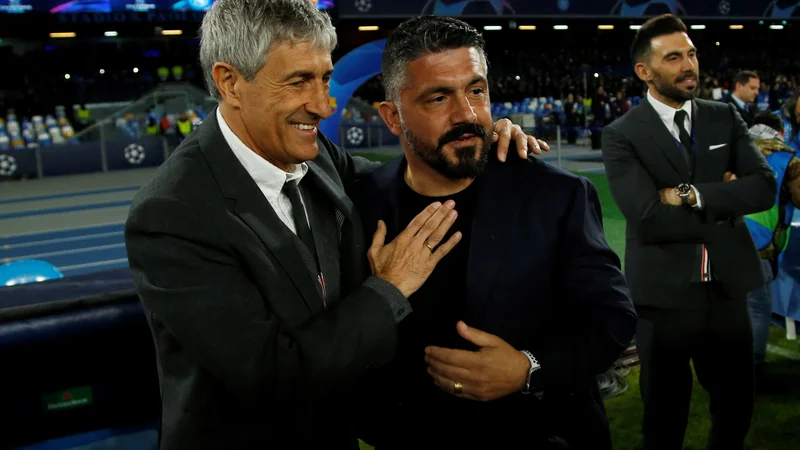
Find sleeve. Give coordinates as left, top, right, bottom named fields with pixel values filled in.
left=125, top=196, right=401, bottom=405
left=533, top=178, right=638, bottom=391
left=692, top=104, right=777, bottom=219
left=601, top=124, right=710, bottom=244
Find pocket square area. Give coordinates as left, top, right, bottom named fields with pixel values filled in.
left=709, top=144, right=727, bottom=150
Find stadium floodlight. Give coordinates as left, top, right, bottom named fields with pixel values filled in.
left=105, top=31, right=118, bottom=37
left=518, top=25, right=536, bottom=30
left=690, top=25, right=706, bottom=30
left=50, top=32, right=76, bottom=38
left=358, top=26, right=378, bottom=31
left=770, top=25, right=784, bottom=30
left=484, top=25, right=502, bottom=30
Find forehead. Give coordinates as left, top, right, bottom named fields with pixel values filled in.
left=650, top=32, right=695, bottom=56
left=263, top=40, right=333, bottom=74
left=404, top=47, right=486, bottom=88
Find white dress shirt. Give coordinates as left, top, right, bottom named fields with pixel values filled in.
left=646, top=90, right=703, bottom=209
left=216, top=108, right=309, bottom=234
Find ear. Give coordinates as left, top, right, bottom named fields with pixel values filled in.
left=212, top=62, right=245, bottom=109
left=378, top=101, right=403, bottom=137
left=634, top=62, right=651, bottom=83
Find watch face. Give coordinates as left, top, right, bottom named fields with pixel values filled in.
left=677, top=184, right=691, bottom=195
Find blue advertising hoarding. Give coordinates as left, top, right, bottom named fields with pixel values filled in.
left=339, top=0, right=800, bottom=19
left=0, top=0, right=334, bottom=14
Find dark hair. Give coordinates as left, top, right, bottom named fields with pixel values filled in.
left=382, top=15, right=487, bottom=102
left=754, top=111, right=785, bottom=134
left=630, top=14, right=688, bottom=64
left=734, top=70, right=759, bottom=88
left=783, top=92, right=800, bottom=142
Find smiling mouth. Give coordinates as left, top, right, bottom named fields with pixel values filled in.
left=291, top=123, right=317, bottom=131
left=455, top=134, right=478, bottom=141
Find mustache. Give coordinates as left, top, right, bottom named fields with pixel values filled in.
left=438, top=122, right=488, bottom=148
left=676, top=71, right=698, bottom=83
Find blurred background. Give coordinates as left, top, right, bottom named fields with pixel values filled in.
left=0, top=1, right=799, bottom=449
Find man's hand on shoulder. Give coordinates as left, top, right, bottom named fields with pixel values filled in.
left=492, top=118, right=550, bottom=162
left=368, top=200, right=462, bottom=298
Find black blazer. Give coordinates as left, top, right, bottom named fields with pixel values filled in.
left=125, top=109, right=405, bottom=450
left=727, top=96, right=755, bottom=128
left=601, top=98, right=776, bottom=308
left=351, top=153, right=637, bottom=449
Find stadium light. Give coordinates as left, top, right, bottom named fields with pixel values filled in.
left=553, top=25, right=568, bottom=30
left=358, top=26, right=378, bottom=31
left=770, top=25, right=784, bottom=30
left=716, top=41, right=720, bottom=46
left=594, top=73, right=599, bottom=78
left=64, top=74, right=70, bottom=80
left=629, top=25, right=641, bottom=30
left=690, top=25, right=706, bottom=30
left=518, top=25, right=536, bottom=30
left=50, top=32, right=76, bottom=38
left=161, top=29, right=183, bottom=36
left=105, top=31, right=118, bottom=37
left=484, top=25, right=502, bottom=31
left=729, top=25, right=744, bottom=30
left=133, top=67, right=139, bottom=73
left=99, top=69, right=105, bottom=74
left=598, top=25, right=614, bottom=30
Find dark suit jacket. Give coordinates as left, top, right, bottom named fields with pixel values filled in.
left=125, top=109, right=406, bottom=450
left=728, top=96, right=755, bottom=128
left=351, top=153, right=637, bottom=449
left=601, top=98, right=776, bottom=308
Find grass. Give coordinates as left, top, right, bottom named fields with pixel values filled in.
left=356, top=155, right=800, bottom=450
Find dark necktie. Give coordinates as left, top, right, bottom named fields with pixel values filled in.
left=283, top=179, right=318, bottom=271
left=673, top=110, right=692, bottom=154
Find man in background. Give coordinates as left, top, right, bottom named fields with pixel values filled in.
left=354, top=16, right=637, bottom=449
left=728, top=70, right=760, bottom=128
left=744, top=111, right=800, bottom=385
left=601, top=14, right=775, bottom=450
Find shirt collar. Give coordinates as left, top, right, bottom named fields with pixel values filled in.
left=216, top=107, right=307, bottom=199
left=647, top=89, right=692, bottom=124
left=731, top=94, right=748, bottom=111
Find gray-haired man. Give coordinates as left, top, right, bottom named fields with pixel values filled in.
left=124, top=0, right=544, bottom=449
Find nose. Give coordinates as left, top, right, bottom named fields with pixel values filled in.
left=451, top=95, right=477, bottom=125
left=680, top=56, right=696, bottom=73
left=305, top=80, right=332, bottom=120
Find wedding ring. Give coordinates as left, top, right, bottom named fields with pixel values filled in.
left=453, top=382, right=463, bottom=395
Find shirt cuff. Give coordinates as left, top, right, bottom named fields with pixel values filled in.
left=691, top=186, right=703, bottom=210
left=362, top=276, right=412, bottom=323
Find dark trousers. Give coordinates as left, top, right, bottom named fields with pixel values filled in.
left=636, top=282, right=754, bottom=450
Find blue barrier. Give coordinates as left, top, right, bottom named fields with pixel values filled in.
left=0, top=260, right=63, bottom=287
left=0, top=148, right=38, bottom=180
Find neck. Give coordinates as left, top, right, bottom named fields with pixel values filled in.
left=219, top=103, right=293, bottom=172
left=649, top=87, right=687, bottom=110
left=733, top=92, right=746, bottom=103
left=403, top=150, right=474, bottom=197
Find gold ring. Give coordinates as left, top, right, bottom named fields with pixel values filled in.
left=453, top=381, right=463, bottom=395
left=425, top=242, right=434, bottom=252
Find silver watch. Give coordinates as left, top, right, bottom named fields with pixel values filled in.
left=520, top=350, right=542, bottom=395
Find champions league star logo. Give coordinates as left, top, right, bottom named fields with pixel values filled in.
left=610, top=0, right=686, bottom=16
left=764, top=1, right=800, bottom=17
left=421, top=0, right=515, bottom=15
left=0, top=154, right=18, bottom=177
left=124, top=144, right=146, bottom=165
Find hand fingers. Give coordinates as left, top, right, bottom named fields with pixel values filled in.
left=423, top=209, right=458, bottom=249
left=430, top=231, right=463, bottom=263
left=495, top=124, right=512, bottom=162
left=425, top=345, right=479, bottom=369
left=401, top=202, right=442, bottom=239
left=368, top=220, right=386, bottom=266
left=526, top=136, right=541, bottom=155
left=428, top=367, right=476, bottom=400
left=537, top=138, right=550, bottom=151
left=426, top=356, right=474, bottom=384
left=513, top=125, right=528, bottom=159
left=413, top=200, right=455, bottom=245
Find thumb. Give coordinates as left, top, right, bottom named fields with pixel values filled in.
left=370, top=220, right=386, bottom=251
left=457, top=321, right=500, bottom=348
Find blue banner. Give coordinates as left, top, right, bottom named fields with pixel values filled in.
left=0, top=149, right=37, bottom=179
left=106, top=136, right=165, bottom=171
left=41, top=144, right=103, bottom=176
left=339, top=0, right=799, bottom=19
left=319, top=39, right=386, bottom=146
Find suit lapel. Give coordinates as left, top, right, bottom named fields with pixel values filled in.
left=466, top=157, right=524, bottom=309
left=197, top=107, right=322, bottom=312
left=692, top=100, right=711, bottom=164
left=640, top=98, right=691, bottom=178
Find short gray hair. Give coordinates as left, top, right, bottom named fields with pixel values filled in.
left=382, top=16, right=488, bottom=104
left=200, top=0, right=338, bottom=100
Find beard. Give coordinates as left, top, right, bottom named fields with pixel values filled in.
left=400, top=119, right=491, bottom=180
left=652, top=69, right=699, bottom=104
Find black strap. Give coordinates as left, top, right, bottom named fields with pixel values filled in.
left=283, top=179, right=319, bottom=272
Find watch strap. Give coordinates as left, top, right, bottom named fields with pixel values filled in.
left=520, top=350, right=541, bottom=395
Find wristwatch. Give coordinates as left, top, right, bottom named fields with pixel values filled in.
left=520, top=350, right=542, bottom=395
left=676, top=183, right=692, bottom=206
